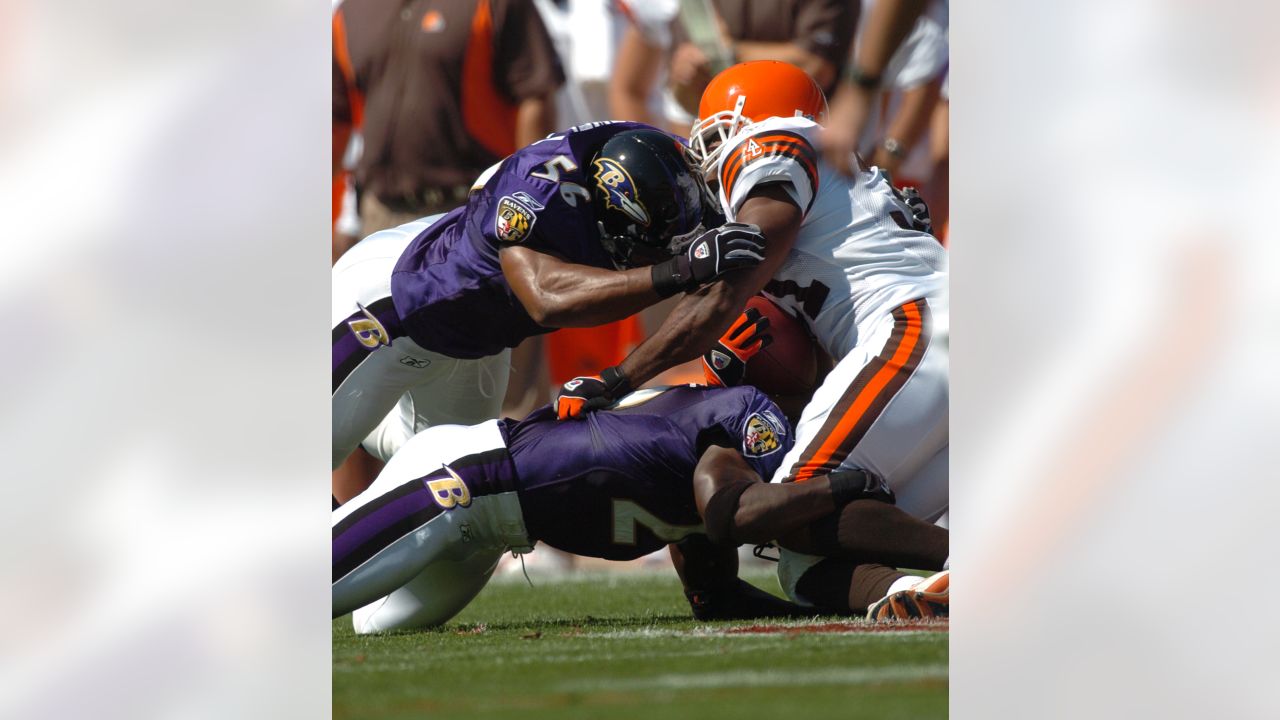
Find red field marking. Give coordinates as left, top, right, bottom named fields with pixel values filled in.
left=724, top=620, right=948, bottom=635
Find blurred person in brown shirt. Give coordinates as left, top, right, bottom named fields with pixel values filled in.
left=332, top=0, right=565, bottom=257
left=610, top=0, right=856, bottom=133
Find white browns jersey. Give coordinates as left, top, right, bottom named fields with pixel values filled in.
left=712, top=116, right=947, bottom=360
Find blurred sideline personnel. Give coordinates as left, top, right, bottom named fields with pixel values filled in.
left=332, top=0, right=563, bottom=256
left=821, top=0, right=945, bottom=179
left=609, top=0, right=856, bottom=134
left=332, top=123, right=764, bottom=502
left=846, top=0, right=949, bottom=241
left=857, top=0, right=947, bottom=181
left=556, top=62, right=949, bottom=611
left=333, top=384, right=948, bottom=632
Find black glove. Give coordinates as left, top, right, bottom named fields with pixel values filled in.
left=554, top=365, right=631, bottom=420
left=703, top=307, right=772, bottom=387
left=685, top=578, right=813, bottom=621
left=652, top=223, right=765, bottom=297
left=828, top=468, right=896, bottom=505
left=900, top=186, right=933, bottom=235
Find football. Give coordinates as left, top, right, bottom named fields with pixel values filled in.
left=743, top=294, right=820, bottom=396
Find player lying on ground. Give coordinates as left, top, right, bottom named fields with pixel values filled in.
left=333, top=122, right=765, bottom=502
left=696, top=300, right=949, bottom=619
left=553, top=62, right=949, bottom=612
left=333, top=383, right=947, bottom=633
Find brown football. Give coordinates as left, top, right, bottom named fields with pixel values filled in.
left=743, top=295, right=820, bottom=397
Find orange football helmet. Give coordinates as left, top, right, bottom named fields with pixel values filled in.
left=690, top=61, right=828, bottom=175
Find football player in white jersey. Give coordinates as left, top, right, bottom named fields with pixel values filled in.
left=555, top=61, right=949, bottom=612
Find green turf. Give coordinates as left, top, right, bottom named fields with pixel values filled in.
left=333, top=570, right=947, bottom=719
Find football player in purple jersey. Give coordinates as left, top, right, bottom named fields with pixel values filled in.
left=333, top=122, right=766, bottom=503
left=332, top=382, right=948, bottom=633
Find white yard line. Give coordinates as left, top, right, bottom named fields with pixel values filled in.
left=557, top=665, right=948, bottom=692
left=584, top=624, right=948, bottom=639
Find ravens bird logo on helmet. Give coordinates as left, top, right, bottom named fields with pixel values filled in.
left=592, top=157, right=651, bottom=227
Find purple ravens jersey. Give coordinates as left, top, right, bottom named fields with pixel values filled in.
left=498, top=385, right=793, bottom=560
left=390, top=121, right=658, bottom=359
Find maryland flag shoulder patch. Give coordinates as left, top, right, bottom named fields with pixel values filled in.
left=495, top=195, right=537, bottom=243
left=742, top=411, right=785, bottom=457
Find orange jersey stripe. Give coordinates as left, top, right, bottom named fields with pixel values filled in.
left=720, top=133, right=810, bottom=186
left=723, top=142, right=818, bottom=200
left=792, top=300, right=927, bottom=483
left=720, top=133, right=815, bottom=189
left=720, top=131, right=819, bottom=206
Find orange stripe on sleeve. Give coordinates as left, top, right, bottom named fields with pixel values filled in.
left=722, top=138, right=820, bottom=203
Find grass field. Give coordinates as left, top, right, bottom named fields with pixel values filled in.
left=334, top=568, right=947, bottom=719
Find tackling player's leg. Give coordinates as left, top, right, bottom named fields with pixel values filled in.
left=331, top=422, right=532, bottom=628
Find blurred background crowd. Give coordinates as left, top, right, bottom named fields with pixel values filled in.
left=331, top=0, right=949, bottom=427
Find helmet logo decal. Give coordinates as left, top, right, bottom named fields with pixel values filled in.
left=592, top=157, right=651, bottom=227
left=495, top=195, right=538, bottom=243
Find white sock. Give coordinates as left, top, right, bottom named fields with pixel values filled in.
left=886, top=574, right=920, bottom=597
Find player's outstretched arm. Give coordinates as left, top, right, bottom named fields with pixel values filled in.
left=616, top=184, right=804, bottom=387
left=693, top=446, right=838, bottom=546
left=670, top=536, right=810, bottom=620
left=693, top=447, right=946, bottom=569
left=501, top=221, right=763, bottom=330
left=500, top=246, right=664, bottom=328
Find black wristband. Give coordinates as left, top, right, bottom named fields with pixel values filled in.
left=651, top=256, right=692, bottom=298
left=828, top=469, right=894, bottom=505
left=600, top=365, right=632, bottom=398
left=847, top=65, right=881, bottom=90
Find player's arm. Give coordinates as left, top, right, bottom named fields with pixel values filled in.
left=692, top=445, right=836, bottom=546
left=515, top=94, right=556, bottom=148
left=669, top=535, right=809, bottom=620
left=609, top=25, right=662, bottom=125
left=501, top=220, right=766, bottom=328
left=500, top=245, right=665, bottom=328
left=822, top=0, right=929, bottom=175
left=616, top=183, right=803, bottom=387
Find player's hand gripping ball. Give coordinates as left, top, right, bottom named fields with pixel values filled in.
left=703, top=307, right=773, bottom=387
left=739, top=295, right=821, bottom=396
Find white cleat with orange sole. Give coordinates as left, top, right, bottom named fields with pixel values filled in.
left=866, top=570, right=949, bottom=621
